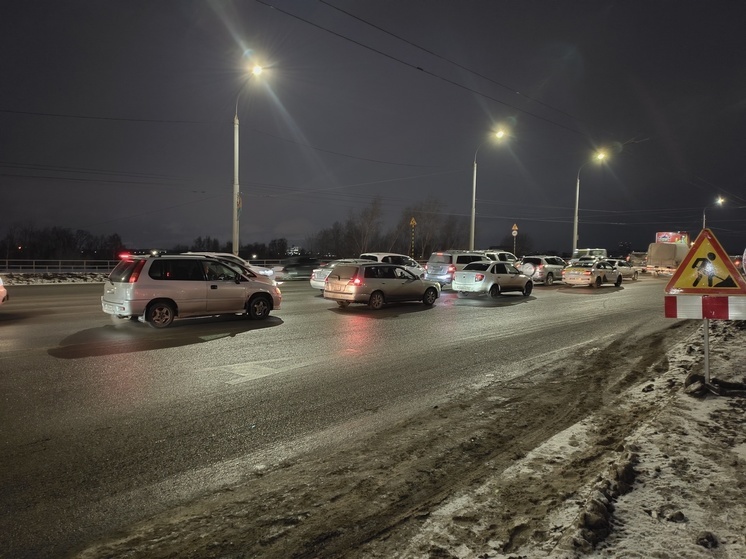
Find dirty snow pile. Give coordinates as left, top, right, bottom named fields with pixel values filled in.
left=402, top=321, right=746, bottom=559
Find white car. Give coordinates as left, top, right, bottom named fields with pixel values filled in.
left=451, top=261, right=533, bottom=298
left=605, top=259, right=638, bottom=281
left=310, top=259, right=370, bottom=291
left=562, top=260, right=622, bottom=287
left=184, top=252, right=275, bottom=279
left=0, top=276, right=7, bottom=305
left=358, top=252, right=426, bottom=277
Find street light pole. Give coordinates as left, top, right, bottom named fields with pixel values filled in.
left=702, top=196, right=725, bottom=229
left=470, top=130, right=504, bottom=251
left=232, top=64, right=263, bottom=256
left=572, top=151, right=606, bottom=257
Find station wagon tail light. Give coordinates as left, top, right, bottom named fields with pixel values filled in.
left=350, top=276, right=363, bottom=286
left=128, top=260, right=146, bottom=283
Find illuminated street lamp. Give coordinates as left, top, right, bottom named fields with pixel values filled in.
left=232, top=64, right=264, bottom=256
left=470, top=129, right=506, bottom=251
left=572, top=151, right=607, bottom=257
left=702, top=196, right=725, bottom=229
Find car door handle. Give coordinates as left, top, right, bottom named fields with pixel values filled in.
left=210, top=285, right=218, bottom=289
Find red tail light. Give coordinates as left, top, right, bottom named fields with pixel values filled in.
left=129, top=260, right=146, bottom=283
left=475, top=273, right=485, bottom=281
left=350, top=276, right=363, bottom=286
left=447, top=264, right=456, bottom=274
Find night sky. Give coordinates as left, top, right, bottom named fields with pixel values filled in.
left=2, top=1, right=745, bottom=255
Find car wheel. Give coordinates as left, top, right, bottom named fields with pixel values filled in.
left=489, top=284, right=501, bottom=298
left=633, top=271, right=638, bottom=281
left=368, top=291, right=385, bottom=310
left=523, top=281, right=533, bottom=296
left=594, top=276, right=602, bottom=288
left=422, top=287, right=438, bottom=306
left=247, top=294, right=271, bottom=319
left=615, top=275, right=623, bottom=287
left=146, top=301, right=175, bottom=328
left=337, top=301, right=350, bottom=308
left=545, top=273, right=554, bottom=286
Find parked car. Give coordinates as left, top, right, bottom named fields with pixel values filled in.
left=452, top=261, right=533, bottom=297
left=359, top=252, right=425, bottom=277
left=184, top=251, right=275, bottom=279
left=323, top=262, right=440, bottom=310
left=310, top=259, right=370, bottom=291
left=569, top=248, right=608, bottom=265
left=605, top=258, right=638, bottom=280
left=424, top=250, right=490, bottom=286
left=274, top=256, right=322, bottom=280
left=517, top=255, right=566, bottom=286
left=0, top=276, right=7, bottom=305
left=101, top=254, right=281, bottom=328
left=562, top=260, right=622, bottom=288
left=475, top=250, right=518, bottom=263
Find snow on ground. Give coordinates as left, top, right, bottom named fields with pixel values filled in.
left=394, top=320, right=746, bottom=559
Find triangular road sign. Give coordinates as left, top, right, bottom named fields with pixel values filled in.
left=665, top=229, right=746, bottom=294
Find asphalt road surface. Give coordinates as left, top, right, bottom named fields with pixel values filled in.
left=0, top=276, right=676, bottom=557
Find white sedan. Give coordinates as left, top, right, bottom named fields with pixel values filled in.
left=309, top=259, right=370, bottom=291
left=605, top=259, right=638, bottom=280
left=562, top=260, right=622, bottom=287
left=451, top=262, right=533, bottom=298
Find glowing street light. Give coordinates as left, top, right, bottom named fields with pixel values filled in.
left=572, top=150, right=607, bottom=257
left=702, top=196, right=725, bottom=229
left=470, top=129, right=506, bottom=251
left=232, top=64, right=264, bottom=256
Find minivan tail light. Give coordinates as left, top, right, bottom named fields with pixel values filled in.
left=447, top=264, right=456, bottom=274
left=129, top=260, right=146, bottom=283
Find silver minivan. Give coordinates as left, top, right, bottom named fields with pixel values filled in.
left=101, top=254, right=281, bottom=328
left=323, top=263, right=440, bottom=310
left=423, top=250, right=490, bottom=286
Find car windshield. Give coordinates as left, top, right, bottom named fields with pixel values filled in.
left=464, top=262, right=490, bottom=271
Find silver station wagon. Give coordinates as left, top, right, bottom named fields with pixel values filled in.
left=323, top=263, right=440, bottom=310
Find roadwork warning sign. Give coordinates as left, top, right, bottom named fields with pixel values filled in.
left=665, top=229, right=746, bottom=295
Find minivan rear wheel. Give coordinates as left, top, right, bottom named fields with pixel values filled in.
left=247, top=294, right=271, bottom=320
left=146, top=301, right=175, bottom=328
left=368, top=291, right=385, bottom=310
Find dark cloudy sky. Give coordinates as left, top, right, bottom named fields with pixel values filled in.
left=2, top=0, right=745, bottom=254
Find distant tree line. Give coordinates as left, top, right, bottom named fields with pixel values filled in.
left=2, top=197, right=549, bottom=261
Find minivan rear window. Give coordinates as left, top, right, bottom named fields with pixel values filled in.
left=428, top=254, right=451, bottom=264
left=108, top=260, right=140, bottom=283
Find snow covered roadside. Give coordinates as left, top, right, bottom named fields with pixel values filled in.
left=394, top=321, right=746, bottom=559
left=0, top=272, right=108, bottom=285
